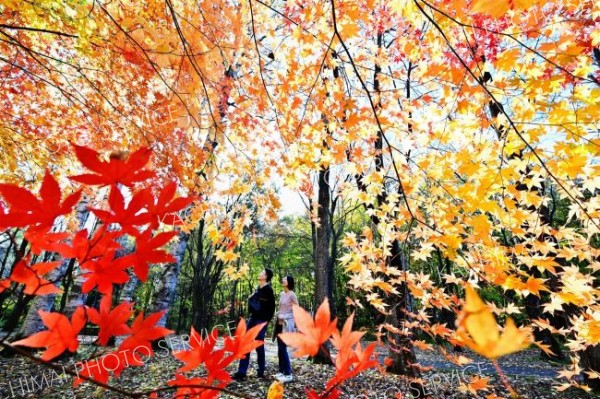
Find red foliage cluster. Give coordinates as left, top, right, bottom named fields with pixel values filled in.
left=0, top=145, right=379, bottom=398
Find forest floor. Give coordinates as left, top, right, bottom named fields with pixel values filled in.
left=0, top=338, right=595, bottom=399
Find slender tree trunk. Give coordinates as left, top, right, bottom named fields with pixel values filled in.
left=191, top=219, right=225, bottom=334
left=309, top=166, right=335, bottom=366
left=315, top=167, right=332, bottom=312
left=582, top=347, right=600, bottom=391
left=385, top=242, right=421, bottom=382
left=2, top=289, right=34, bottom=335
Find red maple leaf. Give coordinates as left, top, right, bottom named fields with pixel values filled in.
left=0, top=170, right=81, bottom=231
left=0, top=278, right=11, bottom=293
left=69, top=144, right=155, bottom=187
left=173, top=327, right=219, bottom=373
left=0, top=201, right=6, bottom=230
left=145, top=182, right=195, bottom=228
left=12, top=306, right=87, bottom=361
left=81, top=252, right=130, bottom=294
left=173, top=327, right=233, bottom=382
left=168, top=374, right=223, bottom=399
left=222, top=318, right=266, bottom=361
left=25, top=231, right=70, bottom=256
left=57, top=227, right=122, bottom=265
left=29, top=227, right=121, bottom=265
left=88, top=186, right=152, bottom=234
left=9, top=257, right=62, bottom=295
left=120, top=230, right=177, bottom=281
left=119, top=309, right=173, bottom=355
left=279, top=299, right=338, bottom=358
left=86, top=294, right=133, bottom=346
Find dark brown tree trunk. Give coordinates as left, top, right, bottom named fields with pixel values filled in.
left=385, top=241, right=421, bottom=383
left=581, top=345, right=600, bottom=391
left=312, top=166, right=334, bottom=365
left=191, top=219, right=225, bottom=334
left=2, top=289, right=34, bottom=335
left=315, top=166, right=332, bottom=313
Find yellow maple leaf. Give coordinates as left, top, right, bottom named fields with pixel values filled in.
left=457, top=285, right=531, bottom=359
left=521, top=276, right=549, bottom=297
left=267, top=381, right=284, bottom=399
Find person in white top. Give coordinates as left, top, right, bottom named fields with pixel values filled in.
left=273, top=275, right=298, bottom=383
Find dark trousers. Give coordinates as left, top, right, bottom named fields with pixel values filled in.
left=237, top=317, right=269, bottom=375
left=277, top=335, right=292, bottom=375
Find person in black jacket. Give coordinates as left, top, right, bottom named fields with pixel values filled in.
left=232, top=268, right=275, bottom=381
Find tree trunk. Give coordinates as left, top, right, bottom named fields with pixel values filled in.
left=385, top=241, right=422, bottom=388
left=63, top=273, right=89, bottom=317
left=149, top=231, right=189, bottom=328
left=581, top=345, right=600, bottom=391
left=191, top=219, right=225, bottom=334
left=310, top=167, right=335, bottom=366
left=315, top=167, right=332, bottom=312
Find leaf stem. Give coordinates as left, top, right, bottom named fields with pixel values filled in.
left=492, top=359, right=519, bottom=398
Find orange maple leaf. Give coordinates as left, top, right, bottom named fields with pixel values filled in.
left=12, top=307, right=87, bottom=360
left=223, top=318, right=266, bottom=360
left=9, top=257, right=62, bottom=295
left=330, top=313, right=365, bottom=367
left=173, top=327, right=238, bottom=383
left=173, top=327, right=219, bottom=373
left=119, top=310, right=173, bottom=355
left=279, top=299, right=338, bottom=358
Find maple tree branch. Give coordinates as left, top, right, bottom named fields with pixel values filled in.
left=137, top=384, right=255, bottom=399
left=99, top=2, right=203, bottom=136
left=419, top=0, right=599, bottom=86
left=329, top=0, right=436, bottom=236
left=0, top=341, right=139, bottom=397
left=413, top=0, right=600, bottom=231
left=0, top=341, right=254, bottom=399
left=327, top=5, right=502, bottom=283
left=0, top=32, right=146, bottom=145
left=293, top=34, right=336, bottom=138
left=0, top=24, right=78, bottom=38
left=248, top=0, right=282, bottom=135
left=0, top=33, right=89, bottom=72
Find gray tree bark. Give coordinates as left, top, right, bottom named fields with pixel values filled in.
left=149, top=231, right=190, bottom=328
